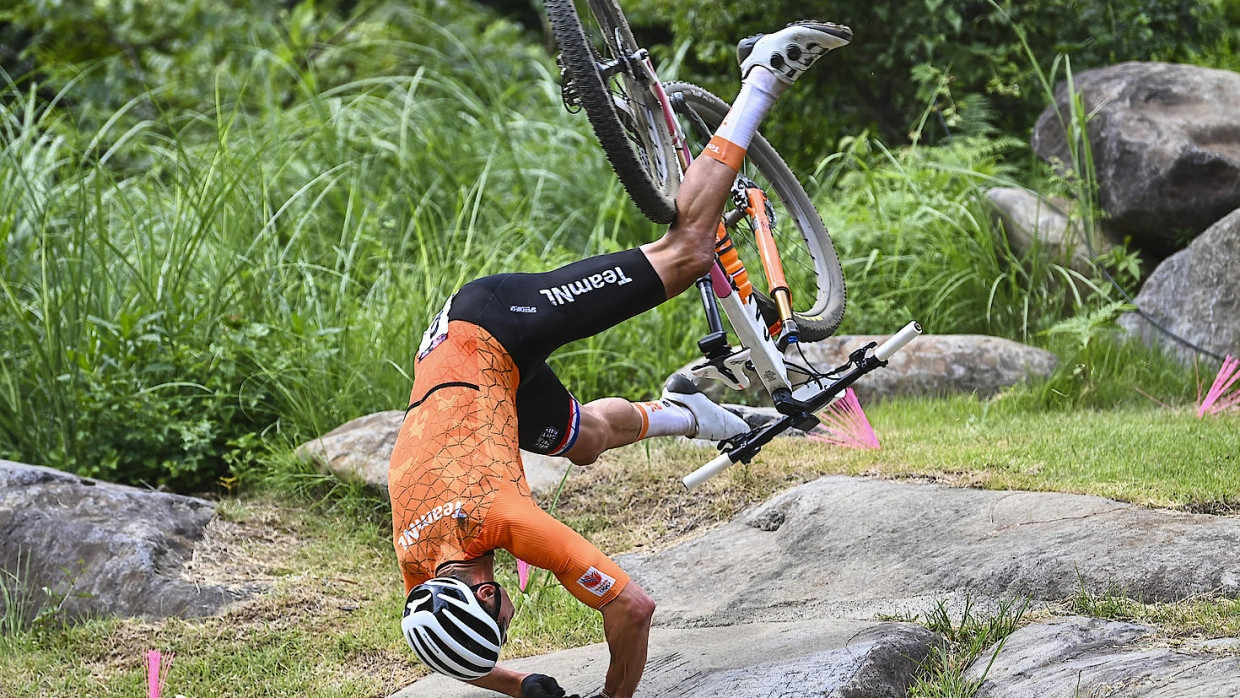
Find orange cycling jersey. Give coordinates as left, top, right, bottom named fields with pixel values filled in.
left=388, top=319, right=629, bottom=609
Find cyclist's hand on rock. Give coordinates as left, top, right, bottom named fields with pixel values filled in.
left=520, top=674, right=575, bottom=698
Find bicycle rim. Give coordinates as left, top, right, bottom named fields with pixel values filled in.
left=665, top=81, right=846, bottom=341
left=546, top=0, right=679, bottom=223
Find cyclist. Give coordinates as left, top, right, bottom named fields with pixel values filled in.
left=391, top=20, right=851, bottom=698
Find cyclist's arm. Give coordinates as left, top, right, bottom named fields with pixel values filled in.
left=598, top=582, right=655, bottom=698
left=489, top=495, right=654, bottom=698
left=468, top=665, right=534, bottom=697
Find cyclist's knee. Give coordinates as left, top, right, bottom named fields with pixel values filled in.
left=678, top=234, right=716, bottom=279
left=565, top=438, right=604, bottom=466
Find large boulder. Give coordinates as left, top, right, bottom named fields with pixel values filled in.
left=968, top=616, right=1240, bottom=698
left=0, top=460, right=238, bottom=623
left=985, top=187, right=1121, bottom=277
left=1032, top=62, right=1240, bottom=257
left=393, top=475, right=1240, bottom=698
left=397, top=619, right=940, bottom=698
left=296, top=411, right=571, bottom=497
left=680, top=334, right=1059, bottom=406
left=1118, top=207, right=1240, bottom=363
left=618, top=476, right=1240, bottom=628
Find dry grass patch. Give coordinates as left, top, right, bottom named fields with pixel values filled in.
left=1, top=495, right=419, bottom=698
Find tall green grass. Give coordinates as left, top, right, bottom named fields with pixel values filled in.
left=0, top=13, right=687, bottom=490
left=801, top=12, right=1205, bottom=412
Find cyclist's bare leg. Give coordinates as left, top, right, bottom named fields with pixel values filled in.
left=640, top=157, right=737, bottom=298
left=563, top=397, right=643, bottom=465
left=638, top=65, right=804, bottom=297
left=563, top=384, right=747, bottom=464
left=641, top=21, right=851, bottom=298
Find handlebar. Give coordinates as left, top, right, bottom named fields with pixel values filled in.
left=682, top=321, right=922, bottom=490
left=682, top=452, right=735, bottom=489
left=874, top=321, right=922, bottom=361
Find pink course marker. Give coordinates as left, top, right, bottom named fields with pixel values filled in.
left=517, top=559, right=531, bottom=593
left=808, top=387, right=880, bottom=449
left=146, top=650, right=172, bottom=698
left=1198, top=355, right=1240, bottom=417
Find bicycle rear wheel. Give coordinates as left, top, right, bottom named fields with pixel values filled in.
left=665, top=81, right=846, bottom=341
left=545, top=0, right=679, bottom=224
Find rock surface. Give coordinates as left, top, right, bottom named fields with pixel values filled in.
left=968, top=616, right=1240, bottom=698
left=0, top=460, right=238, bottom=622
left=1032, top=62, right=1240, bottom=257
left=296, top=410, right=571, bottom=497
left=1118, top=207, right=1240, bottom=364
left=394, top=475, right=1240, bottom=697
left=620, top=477, right=1240, bottom=627
left=397, top=619, right=940, bottom=698
left=985, top=187, right=1116, bottom=276
left=682, top=334, right=1059, bottom=406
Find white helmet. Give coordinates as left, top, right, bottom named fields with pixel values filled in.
left=401, top=577, right=504, bottom=680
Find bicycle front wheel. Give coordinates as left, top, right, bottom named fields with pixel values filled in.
left=665, top=81, right=846, bottom=342
left=546, top=0, right=680, bottom=224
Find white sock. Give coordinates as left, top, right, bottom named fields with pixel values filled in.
left=714, top=67, right=783, bottom=150
left=702, top=67, right=783, bottom=170
left=634, top=399, right=695, bottom=439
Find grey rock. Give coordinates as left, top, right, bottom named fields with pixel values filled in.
left=1032, top=62, right=1240, bottom=257
left=1118, top=207, right=1240, bottom=364
left=393, top=619, right=940, bottom=698
left=968, top=616, right=1240, bottom=698
left=681, top=334, right=1059, bottom=406
left=0, top=460, right=238, bottom=622
left=390, top=475, right=1240, bottom=697
left=618, top=476, right=1240, bottom=628
left=986, top=187, right=1116, bottom=276
left=296, top=410, right=400, bottom=490
left=296, top=411, right=570, bottom=497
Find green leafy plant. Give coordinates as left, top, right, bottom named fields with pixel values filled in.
left=622, top=0, right=1234, bottom=168
left=909, top=595, right=1031, bottom=698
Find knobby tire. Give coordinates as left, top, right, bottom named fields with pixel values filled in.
left=666, top=81, right=846, bottom=341
left=545, top=0, right=680, bottom=224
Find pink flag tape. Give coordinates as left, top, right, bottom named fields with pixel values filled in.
left=809, top=388, right=880, bottom=449
left=1198, top=355, right=1240, bottom=417
left=145, top=650, right=173, bottom=698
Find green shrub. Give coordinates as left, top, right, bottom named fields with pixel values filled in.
left=623, top=0, right=1233, bottom=169
left=0, top=2, right=694, bottom=491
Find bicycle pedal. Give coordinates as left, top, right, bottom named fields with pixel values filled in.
left=690, top=348, right=752, bottom=390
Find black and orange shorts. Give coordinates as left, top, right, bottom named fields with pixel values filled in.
left=415, top=247, right=666, bottom=456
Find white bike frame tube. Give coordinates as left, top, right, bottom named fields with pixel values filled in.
left=715, top=287, right=792, bottom=394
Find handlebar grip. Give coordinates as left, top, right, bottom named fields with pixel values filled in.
left=682, top=452, right=735, bottom=489
left=874, top=321, right=922, bottom=361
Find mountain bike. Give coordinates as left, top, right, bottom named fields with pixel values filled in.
left=545, top=0, right=922, bottom=487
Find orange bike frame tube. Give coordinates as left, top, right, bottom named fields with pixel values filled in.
left=715, top=222, right=753, bottom=302
left=746, top=188, right=789, bottom=297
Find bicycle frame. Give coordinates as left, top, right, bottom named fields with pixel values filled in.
left=643, top=60, right=807, bottom=403
left=568, top=7, right=923, bottom=489
left=646, top=61, right=925, bottom=488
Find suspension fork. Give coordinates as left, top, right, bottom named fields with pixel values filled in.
left=744, top=186, right=798, bottom=345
